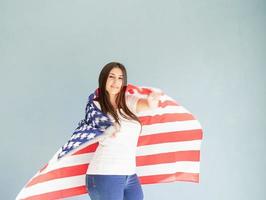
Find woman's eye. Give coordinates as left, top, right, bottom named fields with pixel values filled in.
left=109, top=76, right=123, bottom=79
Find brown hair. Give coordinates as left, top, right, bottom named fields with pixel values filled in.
left=94, top=62, right=141, bottom=126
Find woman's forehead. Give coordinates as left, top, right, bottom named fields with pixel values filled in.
left=109, top=68, right=123, bottom=76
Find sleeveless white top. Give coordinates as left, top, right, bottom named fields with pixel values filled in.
left=86, top=95, right=141, bottom=175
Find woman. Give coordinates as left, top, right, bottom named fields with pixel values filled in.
left=85, top=62, right=161, bottom=200
left=15, top=61, right=203, bottom=200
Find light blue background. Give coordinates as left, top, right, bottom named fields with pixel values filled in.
left=1, top=0, right=265, bottom=200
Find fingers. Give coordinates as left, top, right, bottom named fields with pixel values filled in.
left=148, top=91, right=163, bottom=100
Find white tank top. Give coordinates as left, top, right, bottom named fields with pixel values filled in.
left=86, top=95, right=141, bottom=175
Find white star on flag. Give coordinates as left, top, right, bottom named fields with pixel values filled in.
left=87, top=133, right=96, bottom=139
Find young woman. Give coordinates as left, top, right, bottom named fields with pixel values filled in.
left=85, top=62, right=161, bottom=200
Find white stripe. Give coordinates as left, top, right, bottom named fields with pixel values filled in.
left=16, top=175, right=85, bottom=199
left=65, top=194, right=88, bottom=200
left=137, top=105, right=191, bottom=116
left=141, top=120, right=202, bottom=135
left=39, top=153, right=94, bottom=175
left=136, top=161, right=200, bottom=176
left=136, top=140, right=201, bottom=156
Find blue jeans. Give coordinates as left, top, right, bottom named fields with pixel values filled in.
left=85, top=173, right=144, bottom=200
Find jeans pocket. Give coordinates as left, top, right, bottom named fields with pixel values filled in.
left=86, top=175, right=97, bottom=191
left=86, top=175, right=101, bottom=200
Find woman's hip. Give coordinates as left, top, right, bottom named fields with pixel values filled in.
left=85, top=173, right=144, bottom=200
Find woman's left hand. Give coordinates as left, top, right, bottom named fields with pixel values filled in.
left=147, top=91, right=163, bottom=109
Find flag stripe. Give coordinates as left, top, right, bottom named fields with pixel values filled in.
left=23, top=186, right=86, bottom=200
left=19, top=175, right=85, bottom=199
left=31, top=154, right=94, bottom=177
left=136, top=151, right=200, bottom=166
left=137, top=129, right=203, bottom=146
left=141, top=120, right=202, bottom=135
left=138, top=105, right=191, bottom=116
left=26, top=164, right=88, bottom=187
left=139, top=113, right=195, bottom=124
left=137, top=161, right=200, bottom=175
left=159, top=100, right=179, bottom=107
left=73, top=142, right=99, bottom=155
left=139, top=172, right=199, bottom=184
left=137, top=140, right=202, bottom=156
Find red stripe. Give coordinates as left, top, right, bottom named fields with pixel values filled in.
left=139, top=113, right=195, bottom=125
left=26, top=164, right=88, bottom=187
left=127, top=84, right=153, bottom=95
left=73, top=142, right=99, bottom=155
left=139, top=172, right=199, bottom=184
left=159, top=100, right=179, bottom=107
left=136, top=151, right=200, bottom=166
left=137, top=129, right=203, bottom=146
left=22, top=186, right=87, bottom=200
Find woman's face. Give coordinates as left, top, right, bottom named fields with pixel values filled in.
left=106, top=67, right=124, bottom=96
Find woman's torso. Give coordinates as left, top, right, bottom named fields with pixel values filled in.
left=86, top=96, right=141, bottom=175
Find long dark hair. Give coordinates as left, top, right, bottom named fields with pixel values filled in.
left=94, top=62, right=141, bottom=126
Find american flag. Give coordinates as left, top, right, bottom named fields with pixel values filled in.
left=16, top=84, right=203, bottom=200
left=57, top=92, right=113, bottom=159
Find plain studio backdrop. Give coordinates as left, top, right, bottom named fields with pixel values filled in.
left=1, top=0, right=265, bottom=200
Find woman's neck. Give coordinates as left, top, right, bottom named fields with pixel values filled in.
left=109, top=94, right=118, bottom=109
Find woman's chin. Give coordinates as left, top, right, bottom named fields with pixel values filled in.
left=108, top=91, right=120, bottom=95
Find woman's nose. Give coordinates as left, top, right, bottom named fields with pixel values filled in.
left=113, top=78, right=119, bottom=83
